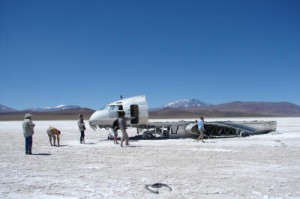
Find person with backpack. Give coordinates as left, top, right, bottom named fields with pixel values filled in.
left=112, top=119, right=119, bottom=144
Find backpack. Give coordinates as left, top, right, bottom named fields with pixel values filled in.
left=112, top=119, right=119, bottom=130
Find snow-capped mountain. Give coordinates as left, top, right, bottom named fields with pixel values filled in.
left=24, top=105, right=81, bottom=112
left=0, top=104, right=17, bottom=113
left=164, top=99, right=209, bottom=108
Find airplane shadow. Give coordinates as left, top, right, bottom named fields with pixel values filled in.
left=107, top=137, right=141, bottom=142
left=129, top=135, right=169, bottom=141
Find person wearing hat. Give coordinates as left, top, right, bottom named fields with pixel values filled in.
left=47, top=126, right=61, bottom=146
left=22, top=113, right=35, bottom=155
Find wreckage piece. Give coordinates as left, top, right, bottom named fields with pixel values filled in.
left=89, top=95, right=277, bottom=139
left=203, top=120, right=277, bottom=137
left=139, top=120, right=277, bottom=139
left=145, top=183, right=172, bottom=194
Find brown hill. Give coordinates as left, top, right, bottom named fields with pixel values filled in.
left=0, top=108, right=94, bottom=121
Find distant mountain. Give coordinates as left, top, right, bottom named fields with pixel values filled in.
left=150, top=99, right=300, bottom=118
left=0, top=104, right=17, bottom=113
left=212, top=101, right=300, bottom=116
left=23, top=105, right=81, bottom=112
left=164, top=99, right=209, bottom=108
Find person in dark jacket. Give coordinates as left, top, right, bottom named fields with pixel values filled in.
left=22, top=113, right=35, bottom=155
left=112, top=119, right=119, bottom=144
left=77, top=114, right=86, bottom=144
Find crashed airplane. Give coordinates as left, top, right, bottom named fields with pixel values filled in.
left=89, top=95, right=277, bottom=139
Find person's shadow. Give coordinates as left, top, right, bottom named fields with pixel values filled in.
left=126, top=145, right=141, bottom=148
left=31, top=153, right=52, bottom=156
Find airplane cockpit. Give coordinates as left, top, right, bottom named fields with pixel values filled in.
left=102, top=105, right=123, bottom=111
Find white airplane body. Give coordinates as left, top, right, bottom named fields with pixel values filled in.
left=89, top=95, right=277, bottom=139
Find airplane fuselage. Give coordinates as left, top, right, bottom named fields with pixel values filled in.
left=89, top=95, right=148, bottom=129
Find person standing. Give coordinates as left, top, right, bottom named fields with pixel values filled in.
left=197, top=115, right=205, bottom=142
left=78, top=114, right=86, bottom=144
left=112, top=119, right=119, bottom=144
left=118, top=111, right=131, bottom=147
left=22, top=113, right=35, bottom=155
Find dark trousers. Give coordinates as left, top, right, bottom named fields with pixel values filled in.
left=25, top=136, right=32, bottom=154
left=80, top=131, right=85, bottom=143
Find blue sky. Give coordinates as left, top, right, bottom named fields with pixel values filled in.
left=0, top=0, right=299, bottom=110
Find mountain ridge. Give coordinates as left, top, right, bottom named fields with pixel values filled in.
left=23, top=105, right=82, bottom=112
left=163, top=98, right=209, bottom=108
left=0, top=104, right=17, bottom=112
left=1, top=98, right=300, bottom=120
left=150, top=100, right=300, bottom=118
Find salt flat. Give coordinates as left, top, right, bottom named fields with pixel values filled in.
left=0, top=117, right=300, bottom=199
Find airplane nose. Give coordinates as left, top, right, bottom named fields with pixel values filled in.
left=88, top=110, right=110, bottom=130
left=89, top=111, right=99, bottom=130
left=89, top=121, right=97, bottom=130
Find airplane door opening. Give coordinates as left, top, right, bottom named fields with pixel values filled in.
left=130, top=105, right=139, bottom=124
left=117, top=105, right=124, bottom=117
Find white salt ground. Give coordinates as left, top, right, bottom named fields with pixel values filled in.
left=0, top=117, right=300, bottom=199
